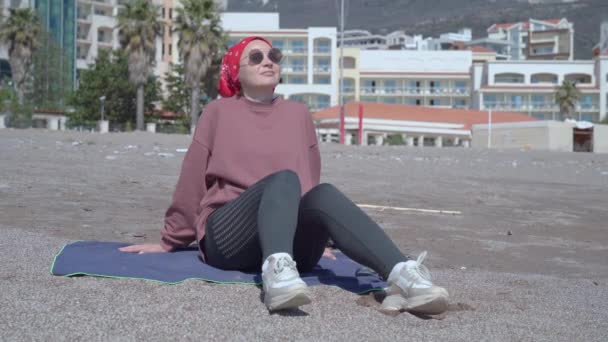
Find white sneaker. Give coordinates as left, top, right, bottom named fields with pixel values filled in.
left=262, top=253, right=311, bottom=311
left=381, top=251, right=449, bottom=315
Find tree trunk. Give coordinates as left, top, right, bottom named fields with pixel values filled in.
left=190, top=85, right=200, bottom=134
left=136, top=84, right=144, bottom=131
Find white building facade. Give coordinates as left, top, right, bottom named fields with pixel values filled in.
left=472, top=58, right=608, bottom=122
left=486, top=18, right=574, bottom=61
left=339, top=48, right=608, bottom=122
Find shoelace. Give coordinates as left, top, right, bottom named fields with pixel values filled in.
left=407, top=251, right=432, bottom=283
left=274, top=257, right=297, bottom=275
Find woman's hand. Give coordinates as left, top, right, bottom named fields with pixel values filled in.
left=322, top=247, right=336, bottom=260
left=118, top=243, right=169, bottom=254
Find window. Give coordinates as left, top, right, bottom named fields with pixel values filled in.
left=168, top=44, right=172, bottom=56
left=531, top=73, right=558, bottom=84
left=484, top=94, right=497, bottom=107
left=288, top=76, right=306, bottom=84
left=314, top=39, right=331, bottom=53
left=580, top=95, right=594, bottom=109
left=271, top=40, right=285, bottom=50
left=342, top=57, right=356, bottom=69
left=291, top=40, right=306, bottom=53
left=532, top=47, right=554, bottom=55
left=382, top=97, right=399, bottom=104
left=361, top=80, right=376, bottom=94
left=581, top=114, right=595, bottom=122
left=314, top=76, right=330, bottom=84
left=161, top=44, right=165, bottom=55
left=532, top=113, right=547, bottom=120
left=314, top=57, right=330, bottom=73
left=162, top=8, right=165, bottom=18
left=342, top=78, right=355, bottom=93
left=383, top=80, right=397, bottom=93
left=531, top=95, right=546, bottom=108
left=430, top=99, right=441, bottom=106
left=97, top=30, right=105, bottom=42
left=495, top=73, right=524, bottom=83
left=454, top=99, right=467, bottom=108
left=565, top=73, right=592, bottom=84
left=415, top=99, right=421, bottom=105
left=169, top=8, right=172, bottom=19
left=511, top=95, right=524, bottom=109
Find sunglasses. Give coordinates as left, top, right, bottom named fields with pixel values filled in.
left=241, top=48, right=283, bottom=66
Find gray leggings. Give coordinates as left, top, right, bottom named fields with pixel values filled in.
left=202, top=169, right=407, bottom=279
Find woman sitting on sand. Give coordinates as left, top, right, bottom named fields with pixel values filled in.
left=119, top=36, right=449, bottom=314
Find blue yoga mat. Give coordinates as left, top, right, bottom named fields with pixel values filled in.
left=51, top=241, right=387, bottom=294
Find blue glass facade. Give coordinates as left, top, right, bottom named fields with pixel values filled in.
left=34, top=0, right=75, bottom=91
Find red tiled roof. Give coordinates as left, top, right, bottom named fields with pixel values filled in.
left=468, top=46, right=496, bottom=53
left=312, top=102, right=537, bottom=130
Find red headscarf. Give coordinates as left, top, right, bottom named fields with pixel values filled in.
left=218, top=36, right=272, bottom=98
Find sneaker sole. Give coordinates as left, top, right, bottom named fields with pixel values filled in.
left=381, top=292, right=449, bottom=315
left=265, top=288, right=312, bottom=311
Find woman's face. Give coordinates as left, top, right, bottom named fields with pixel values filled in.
left=238, top=40, right=281, bottom=93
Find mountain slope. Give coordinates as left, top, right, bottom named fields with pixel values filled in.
left=227, top=0, right=607, bottom=59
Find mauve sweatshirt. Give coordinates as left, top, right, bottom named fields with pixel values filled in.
left=159, top=96, right=321, bottom=259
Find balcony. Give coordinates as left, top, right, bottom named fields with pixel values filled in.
left=483, top=102, right=601, bottom=112
left=308, top=102, right=330, bottom=112
left=313, top=47, right=331, bottom=55
left=359, top=87, right=470, bottom=96
left=284, top=47, right=307, bottom=55
left=281, top=65, right=307, bottom=73
left=342, top=86, right=355, bottom=94
left=313, top=65, right=330, bottom=74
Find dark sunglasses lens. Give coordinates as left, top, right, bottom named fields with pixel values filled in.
left=269, top=48, right=283, bottom=64
left=249, top=50, right=264, bottom=64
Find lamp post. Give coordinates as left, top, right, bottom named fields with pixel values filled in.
left=338, top=0, right=345, bottom=144
left=99, top=95, right=106, bottom=121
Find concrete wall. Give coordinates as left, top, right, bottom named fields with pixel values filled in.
left=594, top=124, right=608, bottom=153
left=472, top=121, right=573, bottom=152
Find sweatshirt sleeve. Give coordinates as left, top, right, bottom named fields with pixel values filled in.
left=159, top=139, right=210, bottom=251
left=160, top=103, right=216, bottom=252
left=306, top=110, right=321, bottom=186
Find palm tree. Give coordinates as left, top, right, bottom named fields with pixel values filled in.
left=554, top=80, right=581, bottom=121
left=174, top=0, right=226, bottom=132
left=0, top=8, right=41, bottom=105
left=116, top=0, right=161, bottom=131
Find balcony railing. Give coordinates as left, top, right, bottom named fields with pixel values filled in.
left=284, top=47, right=307, bottom=54
left=281, top=65, right=307, bottom=73
left=308, top=102, right=330, bottom=111
left=313, top=66, right=330, bottom=73
left=313, top=47, right=331, bottom=54
left=359, top=87, right=470, bottom=96
left=483, top=102, right=599, bottom=112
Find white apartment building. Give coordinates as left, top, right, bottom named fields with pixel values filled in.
left=481, top=18, right=574, bottom=60
left=339, top=48, right=473, bottom=109
left=338, top=28, right=472, bottom=51
left=472, top=57, right=608, bottom=122
left=75, top=0, right=182, bottom=90
left=338, top=47, right=608, bottom=122
left=222, top=12, right=338, bottom=111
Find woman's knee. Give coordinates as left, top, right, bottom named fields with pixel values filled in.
left=311, top=183, right=340, bottom=196
left=268, top=169, right=301, bottom=188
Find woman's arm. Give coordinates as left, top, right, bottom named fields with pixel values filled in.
left=306, top=113, right=321, bottom=186
left=159, top=140, right=211, bottom=251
